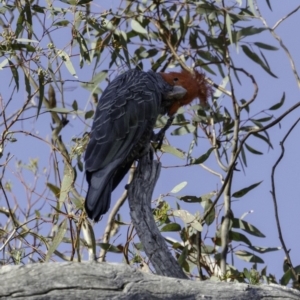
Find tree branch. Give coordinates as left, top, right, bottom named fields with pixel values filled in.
left=128, top=152, right=188, bottom=279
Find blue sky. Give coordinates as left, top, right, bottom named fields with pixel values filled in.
left=1, top=0, right=300, bottom=282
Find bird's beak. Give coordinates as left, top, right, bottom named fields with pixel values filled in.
left=165, top=86, right=187, bottom=100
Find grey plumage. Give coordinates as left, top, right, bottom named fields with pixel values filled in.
left=85, top=69, right=186, bottom=222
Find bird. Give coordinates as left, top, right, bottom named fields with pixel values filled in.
left=84, top=68, right=209, bottom=222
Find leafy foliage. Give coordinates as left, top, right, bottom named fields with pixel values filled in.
left=1, top=0, right=300, bottom=287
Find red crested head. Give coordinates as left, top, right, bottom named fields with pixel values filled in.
left=160, top=69, right=211, bottom=115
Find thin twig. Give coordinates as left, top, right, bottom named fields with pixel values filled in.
left=98, top=164, right=135, bottom=262
left=0, top=217, right=39, bottom=251
left=255, top=4, right=300, bottom=88
left=235, top=67, right=258, bottom=109
left=201, top=101, right=300, bottom=224
left=272, top=5, right=300, bottom=30
left=270, top=118, right=300, bottom=281
left=200, top=163, right=224, bottom=183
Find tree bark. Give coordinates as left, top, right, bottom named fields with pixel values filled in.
left=127, top=153, right=187, bottom=279
left=1, top=262, right=300, bottom=300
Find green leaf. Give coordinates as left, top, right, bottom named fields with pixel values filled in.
left=232, top=218, right=265, bottom=237
left=72, top=100, right=78, bottom=111
left=53, top=20, right=70, bottom=27
left=116, top=32, right=129, bottom=68
left=0, top=58, right=9, bottom=70
left=241, top=144, right=247, bottom=167
left=200, top=192, right=216, bottom=202
left=254, top=116, right=273, bottom=123
left=280, top=269, right=292, bottom=286
left=134, top=242, right=144, bottom=251
left=77, top=0, right=93, bottom=5
left=85, top=110, right=94, bottom=119
left=196, top=3, right=219, bottom=15
left=50, top=204, right=65, bottom=215
left=71, top=197, right=83, bottom=209
left=213, top=76, right=229, bottom=100
left=47, top=107, right=78, bottom=114
left=240, top=99, right=250, bottom=113
left=173, top=210, right=202, bottom=232
left=269, top=92, right=285, bottom=110
left=232, top=181, right=262, bottom=198
left=75, top=30, right=91, bottom=66
left=151, top=54, right=168, bottom=71
left=201, top=199, right=215, bottom=226
left=265, top=0, right=272, bottom=11
left=250, top=119, right=263, bottom=128
left=235, top=250, right=264, bottom=263
left=57, top=49, right=78, bottom=78
left=253, top=132, right=273, bottom=149
left=241, top=45, right=277, bottom=78
left=131, top=19, right=147, bottom=35
left=225, top=13, right=233, bottom=45
left=58, top=165, right=74, bottom=208
left=45, top=219, right=67, bottom=262
left=15, top=10, right=25, bottom=37
left=170, top=181, right=187, bottom=194
left=25, top=1, right=33, bottom=40
left=237, top=26, right=266, bottom=38
left=248, top=245, right=281, bottom=254
left=10, top=43, right=35, bottom=52
left=32, top=5, right=46, bottom=14
left=177, top=245, right=189, bottom=268
left=156, top=114, right=188, bottom=128
left=178, top=195, right=201, bottom=203
left=99, top=243, right=122, bottom=253
left=24, top=73, right=31, bottom=96
left=254, top=42, right=278, bottom=51
left=158, top=144, right=185, bottom=159
left=161, top=223, right=181, bottom=232
left=59, top=0, right=77, bottom=4
left=190, top=148, right=214, bottom=164
left=8, top=60, right=19, bottom=91
left=245, top=143, right=263, bottom=155
left=197, top=60, right=217, bottom=75
left=230, top=231, right=252, bottom=246
left=243, top=268, right=251, bottom=281
left=82, top=219, right=96, bottom=259
left=15, top=38, right=39, bottom=44
left=147, top=48, right=158, bottom=58
left=37, top=71, right=44, bottom=118
left=248, top=0, right=256, bottom=16
left=92, top=71, right=108, bottom=86
left=47, top=182, right=60, bottom=199
left=171, top=124, right=196, bottom=135
left=200, top=244, right=215, bottom=255
left=178, top=192, right=215, bottom=203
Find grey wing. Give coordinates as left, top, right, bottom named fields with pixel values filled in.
left=84, top=70, right=162, bottom=221
left=85, top=70, right=161, bottom=172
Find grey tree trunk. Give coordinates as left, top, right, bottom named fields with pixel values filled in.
left=128, top=153, right=187, bottom=279
left=1, top=262, right=300, bottom=300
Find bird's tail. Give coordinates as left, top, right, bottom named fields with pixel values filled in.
left=85, top=168, right=113, bottom=222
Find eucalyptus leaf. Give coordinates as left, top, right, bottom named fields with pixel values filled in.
left=232, top=218, right=265, bottom=237
left=131, top=19, right=147, bottom=35
left=161, top=223, right=181, bottom=232
left=57, top=49, right=78, bottom=78
left=190, top=148, right=214, bottom=164
left=45, top=219, right=67, bottom=262
left=235, top=250, right=264, bottom=263
left=170, top=181, right=187, bottom=194
left=232, top=181, right=262, bottom=198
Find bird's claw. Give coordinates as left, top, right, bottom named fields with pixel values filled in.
left=152, top=116, right=175, bottom=150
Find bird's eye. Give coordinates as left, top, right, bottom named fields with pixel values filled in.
left=173, top=77, right=178, bottom=82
